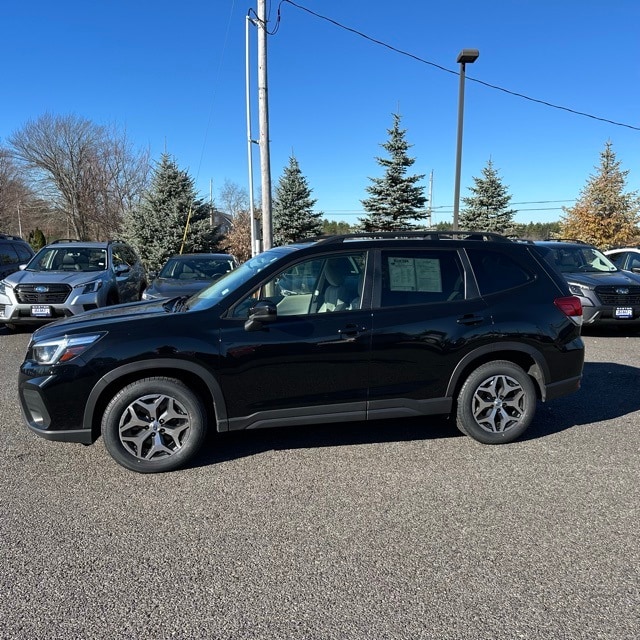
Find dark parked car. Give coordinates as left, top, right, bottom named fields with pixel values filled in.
left=0, top=233, right=35, bottom=280
left=535, top=239, right=640, bottom=326
left=19, top=232, right=585, bottom=473
left=0, top=239, right=146, bottom=330
left=142, top=253, right=237, bottom=300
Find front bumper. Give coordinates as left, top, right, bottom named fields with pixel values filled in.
left=582, top=303, right=640, bottom=325
left=0, top=292, right=101, bottom=325
left=19, top=368, right=97, bottom=444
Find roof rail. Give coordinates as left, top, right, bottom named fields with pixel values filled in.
left=50, top=238, right=82, bottom=244
left=540, top=238, right=589, bottom=244
left=310, top=231, right=512, bottom=244
left=0, top=233, right=25, bottom=241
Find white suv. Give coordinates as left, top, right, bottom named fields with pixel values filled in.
left=0, top=239, right=146, bottom=330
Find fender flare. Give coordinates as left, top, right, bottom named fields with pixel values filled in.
left=445, top=341, right=550, bottom=400
left=83, top=358, right=229, bottom=433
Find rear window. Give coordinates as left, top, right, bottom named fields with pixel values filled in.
left=467, top=248, right=533, bottom=296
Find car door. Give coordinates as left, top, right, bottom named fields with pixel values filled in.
left=367, top=247, right=491, bottom=416
left=216, top=251, right=373, bottom=430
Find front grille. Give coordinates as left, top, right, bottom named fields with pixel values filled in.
left=595, top=285, right=640, bottom=305
left=15, top=283, right=72, bottom=304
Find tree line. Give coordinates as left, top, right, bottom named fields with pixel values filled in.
left=1, top=112, right=638, bottom=271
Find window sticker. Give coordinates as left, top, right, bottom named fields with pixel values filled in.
left=388, top=257, right=442, bottom=292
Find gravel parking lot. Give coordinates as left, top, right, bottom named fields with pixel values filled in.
left=1, top=325, right=639, bottom=640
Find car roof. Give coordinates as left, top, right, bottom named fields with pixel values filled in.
left=534, top=240, right=596, bottom=249
left=169, top=253, right=234, bottom=259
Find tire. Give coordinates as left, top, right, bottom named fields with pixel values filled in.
left=455, top=360, right=536, bottom=444
left=101, top=377, right=207, bottom=473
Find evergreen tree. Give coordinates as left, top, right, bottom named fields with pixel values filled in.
left=272, top=155, right=322, bottom=246
left=360, top=113, right=427, bottom=231
left=459, top=159, right=516, bottom=234
left=561, top=141, right=639, bottom=249
left=28, top=227, right=46, bottom=250
left=122, top=154, right=221, bottom=271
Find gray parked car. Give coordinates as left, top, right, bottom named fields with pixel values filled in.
left=142, top=253, right=237, bottom=300
left=0, top=239, right=146, bottom=330
left=535, top=239, right=640, bottom=326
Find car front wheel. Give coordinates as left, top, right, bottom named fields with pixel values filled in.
left=101, top=377, right=207, bottom=473
left=455, top=360, right=536, bottom=444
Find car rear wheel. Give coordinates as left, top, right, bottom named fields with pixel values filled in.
left=455, top=360, right=536, bottom=444
left=101, top=377, right=207, bottom=473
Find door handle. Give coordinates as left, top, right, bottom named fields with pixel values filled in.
left=338, top=324, right=367, bottom=337
left=457, top=314, right=484, bottom=326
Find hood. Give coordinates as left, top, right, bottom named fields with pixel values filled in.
left=31, top=299, right=171, bottom=341
left=5, top=269, right=103, bottom=286
left=146, top=277, right=211, bottom=298
left=563, top=269, right=640, bottom=288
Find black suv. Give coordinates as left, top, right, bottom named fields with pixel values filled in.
left=0, top=233, right=35, bottom=280
left=19, top=232, right=585, bottom=473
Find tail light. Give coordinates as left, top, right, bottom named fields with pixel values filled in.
left=554, top=296, right=583, bottom=325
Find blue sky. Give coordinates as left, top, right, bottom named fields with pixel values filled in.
left=2, top=0, right=639, bottom=226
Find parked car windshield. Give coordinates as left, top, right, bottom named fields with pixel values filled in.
left=26, top=247, right=108, bottom=272
left=158, top=256, right=235, bottom=280
left=543, top=245, right=618, bottom=273
left=187, top=245, right=303, bottom=311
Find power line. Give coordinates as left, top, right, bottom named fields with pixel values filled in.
left=277, top=1, right=640, bottom=132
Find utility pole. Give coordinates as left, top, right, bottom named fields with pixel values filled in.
left=257, top=0, right=272, bottom=250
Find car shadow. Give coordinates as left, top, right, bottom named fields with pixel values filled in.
left=521, top=360, right=640, bottom=440
left=190, top=359, right=640, bottom=468
left=192, top=415, right=459, bottom=468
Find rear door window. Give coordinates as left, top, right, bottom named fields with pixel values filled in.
left=379, top=249, right=464, bottom=307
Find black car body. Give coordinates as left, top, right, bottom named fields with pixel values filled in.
left=535, top=240, right=640, bottom=326
left=19, top=233, right=585, bottom=473
left=0, top=234, right=34, bottom=280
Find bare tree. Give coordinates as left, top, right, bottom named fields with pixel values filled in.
left=0, top=147, right=46, bottom=237
left=8, top=113, right=150, bottom=240
left=218, top=181, right=257, bottom=263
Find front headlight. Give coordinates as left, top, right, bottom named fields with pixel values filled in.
left=32, top=334, right=104, bottom=365
left=568, top=282, right=589, bottom=295
left=0, top=280, right=11, bottom=296
left=74, top=280, right=103, bottom=295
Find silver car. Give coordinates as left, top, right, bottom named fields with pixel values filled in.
left=0, top=240, right=146, bottom=330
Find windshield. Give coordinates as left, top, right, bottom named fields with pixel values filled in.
left=27, top=247, right=107, bottom=272
left=187, top=245, right=299, bottom=311
left=544, top=245, right=617, bottom=274
left=158, top=256, right=235, bottom=280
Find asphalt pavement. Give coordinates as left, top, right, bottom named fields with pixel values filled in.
left=1, top=325, right=638, bottom=640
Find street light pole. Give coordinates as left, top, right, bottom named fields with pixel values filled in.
left=452, top=48, right=479, bottom=230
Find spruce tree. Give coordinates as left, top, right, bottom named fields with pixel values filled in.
left=459, top=159, right=516, bottom=234
left=122, top=153, right=221, bottom=271
left=272, top=155, right=322, bottom=246
left=360, top=113, right=427, bottom=231
left=561, top=141, right=639, bottom=249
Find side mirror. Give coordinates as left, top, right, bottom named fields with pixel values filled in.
left=114, top=264, right=130, bottom=275
left=244, top=299, right=277, bottom=332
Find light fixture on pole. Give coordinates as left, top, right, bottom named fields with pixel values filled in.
left=452, top=48, right=479, bottom=230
